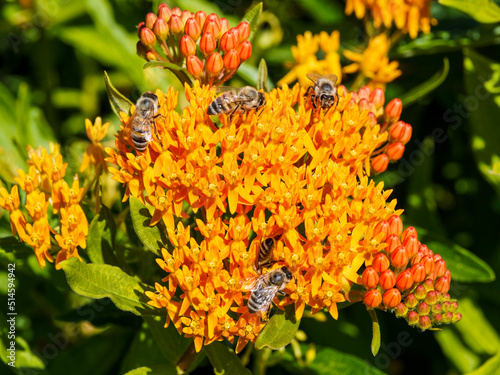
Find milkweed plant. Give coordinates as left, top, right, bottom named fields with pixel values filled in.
left=1, top=1, right=499, bottom=374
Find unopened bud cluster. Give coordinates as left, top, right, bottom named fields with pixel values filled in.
left=341, top=86, right=412, bottom=174
left=137, top=4, right=253, bottom=86
left=359, top=215, right=461, bottom=330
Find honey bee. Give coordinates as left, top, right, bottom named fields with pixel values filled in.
left=253, top=235, right=282, bottom=274
left=207, top=86, right=266, bottom=120
left=243, top=266, right=293, bottom=320
left=126, top=91, right=160, bottom=152
left=305, top=73, right=339, bottom=112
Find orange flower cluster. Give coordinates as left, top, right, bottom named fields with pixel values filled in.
left=105, top=81, right=419, bottom=352
left=359, top=219, right=461, bottom=329
left=345, top=85, right=412, bottom=174
left=345, top=0, right=433, bottom=38
left=0, top=144, right=89, bottom=269
left=137, top=4, right=253, bottom=86
left=344, top=34, right=402, bottom=89
left=278, top=31, right=341, bottom=88
left=80, top=117, right=110, bottom=173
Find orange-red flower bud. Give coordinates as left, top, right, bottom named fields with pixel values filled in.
left=223, top=49, right=240, bottom=70
left=411, top=251, right=424, bottom=266
left=370, top=88, right=385, bottom=108
left=425, top=290, right=439, bottom=305
left=433, top=313, right=443, bottom=324
left=417, top=302, right=430, bottom=315
left=357, top=86, right=371, bottom=100
left=364, top=289, right=382, bottom=308
left=140, top=27, right=156, bottom=48
left=220, top=18, right=229, bottom=35
left=442, top=312, right=453, bottom=323
left=396, top=269, right=413, bottom=291
left=432, top=303, right=442, bottom=314
left=442, top=301, right=451, bottom=312
left=203, top=14, right=221, bottom=38
left=145, top=12, right=157, bottom=29
left=395, top=302, right=408, bottom=317
left=206, top=52, right=223, bottom=76
left=372, top=253, right=390, bottom=273
left=385, top=98, right=403, bottom=123
left=407, top=311, right=419, bottom=325
left=452, top=313, right=462, bottom=323
left=421, top=255, right=435, bottom=275
left=153, top=18, right=169, bottom=40
left=434, top=276, right=450, bottom=293
left=386, top=142, right=405, bottom=161
left=237, top=21, right=250, bottom=41
left=237, top=41, right=253, bottom=62
left=137, top=21, right=146, bottom=38
left=195, top=10, right=207, bottom=29
left=386, top=234, right=401, bottom=254
left=169, top=14, right=184, bottom=34
left=373, top=220, right=389, bottom=241
left=181, top=10, right=192, bottom=24
left=401, top=226, right=417, bottom=242
left=391, top=246, right=409, bottom=268
left=414, top=284, right=427, bottom=300
left=220, top=31, right=238, bottom=52
left=358, top=98, right=375, bottom=113
left=185, top=18, right=201, bottom=41
left=171, top=7, right=181, bottom=16
left=383, top=288, right=401, bottom=308
left=158, top=4, right=172, bottom=21
left=136, top=41, right=148, bottom=59
left=405, top=293, right=418, bottom=308
left=371, top=154, right=389, bottom=174
left=418, top=316, right=432, bottom=330
left=387, top=215, right=403, bottom=236
left=180, top=35, right=196, bottom=57
left=146, top=50, right=157, bottom=61
left=200, top=32, right=217, bottom=55
left=419, top=244, right=430, bottom=255
left=362, top=267, right=379, bottom=290
left=434, top=259, right=447, bottom=277
left=186, top=55, right=203, bottom=78
left=403, top=235, right=418, bottom=258
left=389, top=121, right=412, bottom=144
left=379, top=269, right=396, bottom=290
left=410, top=263, right=426, bottom=283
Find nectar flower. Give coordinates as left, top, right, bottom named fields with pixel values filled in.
left=81, top=117, right=110, bottom=173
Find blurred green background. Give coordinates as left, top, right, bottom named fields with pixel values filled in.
left=1, top=0, right=500, bottom=374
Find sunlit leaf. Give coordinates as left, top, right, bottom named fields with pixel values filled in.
left=87, top=205, right=118, bottom=265
left=257, top=58, right=270, bottom=92
left=240, top=3, right=262, bottom=43
left=435, top=329, right=480, bottom=372
left=60, top=258, right=158, bottom=316
left=464, top=350, right=500, bottom=375
left=129, top=196, right=169, bottom=255
left=104, top=70, right=133, bottom=118
left=255, top=305, right=301, bottom=350
left=368, top=310, right=381, bottom=356
left=439, top=0, right=500, bottom=23
left=205, top=342, right=252, bottom=375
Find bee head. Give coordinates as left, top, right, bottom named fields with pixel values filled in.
left=257, top=92, right=266, bottom=108
left=281, top=266, right=292, bottom=280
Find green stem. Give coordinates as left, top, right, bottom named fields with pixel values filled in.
left=176, top=341, right=199, bottom=374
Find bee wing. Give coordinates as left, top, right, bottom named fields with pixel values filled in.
left=322, top=74, right=339, bottom=84
left=306, top=73, right=323, bottom=83
left=240, top=276, right=260, bottom=291
left=213, top=86, right=240, bottom=93
left=250, top=284, right=280, bottom=314
left=213, top=86, right=257, bottom=103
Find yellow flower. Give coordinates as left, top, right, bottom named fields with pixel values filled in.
left=81, top=117, right=110, bottom=173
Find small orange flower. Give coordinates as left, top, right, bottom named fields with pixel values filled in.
left=81, top=117, right=110, bottom=173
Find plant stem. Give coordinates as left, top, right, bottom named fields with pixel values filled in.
left=176, top=342, right=199, bottom=374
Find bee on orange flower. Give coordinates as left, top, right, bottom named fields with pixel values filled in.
left=207, top=86, right=266, bottom=121
left=126, top=91, right=160, bottom=152
left=305, top=73, right=339, bottom=112
left=253, top=235, right=282, bottom=275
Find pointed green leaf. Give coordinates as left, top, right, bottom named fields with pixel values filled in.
left=143, top=61, right=193, bottom=87
left=130, top=196, right=169, bottom=255
left=104, top=70, right=133, bottom=118
left=144, top=316, right=191, bottom=364
left=255, top=305, right=301, bottom=350
left=123, top=366, right=177, bottom=375
left=60, top=257, right=158, bottom=315
left=87, top=205, right=118, bottom=265
left=240, top=3, right=263, bottom=43
left=205, top=342, right=252, bottom=375
left=464, top=350, right=500, bottom=375
left=463, top=48, right=500, bottom=194
left=368, top=309, right=381, bottom=356
left=257, top=58, right=270, bottom=92
left=415, top=227, right=495, bottom=282
left=435, top=329, right=480, bottom=372
left=439, top=0, right=500, bottom=23
left=237, top=63, right=275, bottom=90
left=400, top=58, right=449, bottom=106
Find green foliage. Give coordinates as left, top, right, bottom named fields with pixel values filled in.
left=255, top=305, right=301, bottom=350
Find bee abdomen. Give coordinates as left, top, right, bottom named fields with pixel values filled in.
left=207, top=98, right=232, bottom=115
left=247, top=290, right=265, bottom=314
left=131, top=131, right=151, bottom=152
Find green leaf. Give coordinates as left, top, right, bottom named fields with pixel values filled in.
left=465, top=350, right=500, bottom=375
left=255, top=305, right=301, bottom=350
left=400, top=58, right=450, bottom=106
left=368, top=310, right=381, bottom=356
left=205, top=342, right=252, bottom=375
left=143, top=316, right=191, bottom=364
left=60, top=258, right=158, bottom=315
left=435, top=329, right=480, bottom=373
left=87, top=205, right=118, bottom=265
left=240, top=3, right=263, bottom=43
left=123, top=366, right=177, bottom=375
left=439, top=0, right=500, bottom=23
left=0, top=333, right=46, bottom=372
left=415, top=227, right=495, bottom=283
left=104, top=70, right=133, bottom=118
left=463, top=48, right=500, bottom=194
left=257, top=58, right=270, bottom=92
left=143, top=61, right=193, bottom=87
left=237, top=63, right=275, bottom=90
left=130, top=196, right=169, bottom=255
left=0, top=236, right=33, bottom=255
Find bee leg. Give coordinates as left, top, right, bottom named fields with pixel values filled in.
left=228, top=106, right=241, bottom=122
left=277, top=290, right=287, bottom=296
left=305, top=86, right=317, bottom=110
left=334, top=92, right=340, bottom=111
